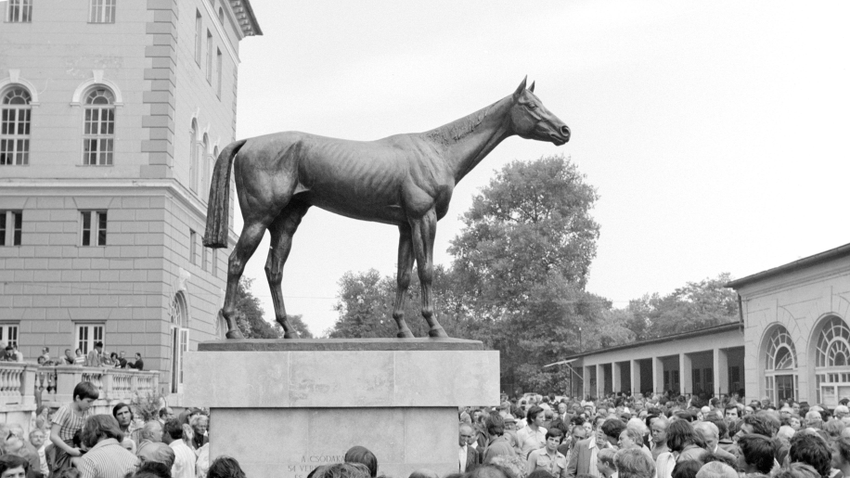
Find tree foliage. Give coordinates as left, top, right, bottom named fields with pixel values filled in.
left=624, top=272, right=739, bottom=340
left=234, top=277, right=313, bottom=339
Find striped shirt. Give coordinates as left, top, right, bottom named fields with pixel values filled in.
left=51, top=404, right=91, bottom=444
left=76, top=438, right=139, bottom=478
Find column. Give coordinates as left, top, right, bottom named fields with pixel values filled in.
left=596, top=364, right=604, bottom=398
left=612, top=362, right=621, bottom=394
left=680, top=353, right=693, bottom=396
left=653, top=357, right=664, bottom=395
left=631, top=359, right=642, bottom=396
left=714, top=348, right=729, bottom=397
left=583, top=366, right=592, bottom=399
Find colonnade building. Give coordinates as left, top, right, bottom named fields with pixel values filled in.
left=570, top=243, right=850, bottom=407
left=0, top=0, right=260, bottom=402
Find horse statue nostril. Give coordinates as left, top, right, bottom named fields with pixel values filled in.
left=560, top=125, right=571, bottom=137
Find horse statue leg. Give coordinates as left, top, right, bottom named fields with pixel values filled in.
left=221, top=221, right=271, bottom=339
left=409, top=209, right=448, bottom=338
left=265, top=201, right=311, bottom=339
left=392, top=225, right=416, bottom=338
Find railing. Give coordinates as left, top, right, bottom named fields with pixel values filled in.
left=0, top=362, right=160, bottom=409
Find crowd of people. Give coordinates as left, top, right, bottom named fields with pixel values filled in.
left=455, top=392, right=850, bottom=478
left=0, top=381, right=242, bottom=478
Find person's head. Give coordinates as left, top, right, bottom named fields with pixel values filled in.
left=724, top=404, right=738, bottom=419
left=141, top=420, right=163, bottom=443
left=833, top=436, right=850, bottom=469
left=28, top=428, right=45, bottom=448
left=81, top=414, right=123, bottom=449
left=0, top=455, right=28, bottom=478
left=504, top=415, right=517, bottom=432
left=344, top=446, right=377, bottom=478
left=527, top=406, right=545, bottom=427
left=162, top=418, right=182, bottom=444
left=135, top=352, right=142, bottom=360
left=738, top=412, right=780, bottom=438
left=112, top=402, right=133, bottom=429
left=559, top=402, right=568, bottom=415
left=695, top=462, right=737, bottom=478
left=601, top=418, right=627, bottom=447
left=408, top=470, right=439, bottom=478
left=596, top=448, right=617, bottom=476
left=93, top=341, right=103, bottom=350
left=3, top=435, right=24, bottom=456
left=208, top=456, right=247, bottom=478
left=545, top=428, right=564, bottom=452
left=73, top=381, right=99, bottom=410
left=790, top=433, right=832, bottom=478
left=618, top=427, right=643, bottom=450
left=137, top=442, right=175, bottom=469
left=651, top=416, right=669, bottom=445
left=158, top=407, right=174, bottom=421
left=694, top=421, right=719, bottom=451
left=460, top=424, right=475, bottom=447
left=486, top=413, right=505, bottom=437
left=75, top=348, right=82, bottom=356
left=737, top=434, right=775, bottom=475
left=134, top=461, right=171, bottom=478
left=64, top=349, right=73, bottom=358
left=190, top=413, right=209, bottom=436
left=671, top=460, right=701, bottom=478
left=666, top=419, right=698, bottom=453
left=310, top=463, right=371, bottom=478
left=615, top=448, right=655, bottom=478
left=806, top=411, right=824, bottom=429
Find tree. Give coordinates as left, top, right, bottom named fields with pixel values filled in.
left=233, top=277, right=313, bottom=339
left=625, top=272, right=739, bottom=340
left=448, top=154, right=602, bottom=392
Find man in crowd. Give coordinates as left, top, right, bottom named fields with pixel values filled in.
left=112, top=402, right=136, bottom=453
left=693, top=421, right=735, bottom=461
left=650, top=416, right=669, bottom=460
left=460, top=424, right=479, bottom=472
left=162, top=418, right=195, bottom=478
left=483, top=413, right=516, bottom=464
left=76, top=414, right=139, bottom=478
left=158, top=407, right=174, bottom=426
left=788, top=432, right=832, bottom=478
left=85, top=341, right=104, bottom=367
left=130, top=352, right=145, bottom=370
left=136, top=420, right=164, bottom=458
left=517, top=406, right=547, bottom=458
left=736, top=434, right=774, bottom=478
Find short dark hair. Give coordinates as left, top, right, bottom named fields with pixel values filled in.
left=789, top=433, right=832, bottom=478
left=601, top=418, right=627, bottom=440
left=163, top=418, right=183, bottom=440
left=158, top=407, right=171, bottom=419
left=486, top=413, right=505, bottom=436
left=112, top=402, right=132, bottom=420
left=310, top=463, right=371, bottom=478
left=527, top=406, right=544, bottom=422
left=73, top=381, right=99, bottom=401
left=208, top=456, right=247, bottom=478
left=666, top=419, right=698, bottom=453
left=546, top=428, right=564, bottom=440
left=344, top=446, right=378, bottom=478
left=136, top=461, right=172, bottom=478
left=743, top=412, right=780, bottom=437
left=671, top=460, right=700, bottom=478
left=0, top=455, right=28, bottom=475
left=738, top=434, right=776, bottom=474
left=81, top=414, right=124, bottom=448
left=94, top=341, right=103, bottom=348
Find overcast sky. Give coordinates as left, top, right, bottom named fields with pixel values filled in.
left=230, top=1, right=850, bottom=337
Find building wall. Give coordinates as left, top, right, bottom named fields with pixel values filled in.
left=0, top=0, right=255, bottom=396
left=735, top=253, right=850, bottom=406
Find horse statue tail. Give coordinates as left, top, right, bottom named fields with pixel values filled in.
left=203, top=139, right=247, bottom=248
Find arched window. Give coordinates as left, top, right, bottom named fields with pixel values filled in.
left=82, top=87, right=115, bottom=165
left=189, top=119, right=199, bottom=193
left=815, top=316, right=850, bottom=406
left=169, top=292, right=190, bottom=394
left=763, top=325, right=797, bottom=404
left=1, top=86, right=32, bottom=166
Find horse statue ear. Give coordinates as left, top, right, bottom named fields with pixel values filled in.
left=512, top=76, right=528, bottom=102
left=529, top=81, right=535, bottom=93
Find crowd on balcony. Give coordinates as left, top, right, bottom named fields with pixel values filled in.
left=453, top=392, right=850, bottom=478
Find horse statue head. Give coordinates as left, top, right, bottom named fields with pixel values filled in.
left=508, top=77, right=571, bottom=146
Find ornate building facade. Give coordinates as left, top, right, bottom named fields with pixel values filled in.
left=0, top=0, right=260, bottom=401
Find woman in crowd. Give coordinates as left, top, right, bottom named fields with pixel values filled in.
left=666, top=420, right=707, bottom=464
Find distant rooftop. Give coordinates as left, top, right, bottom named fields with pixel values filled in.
left=229, top=0, right=263, bottom=37
left=726, top=242, right=850, bottom=290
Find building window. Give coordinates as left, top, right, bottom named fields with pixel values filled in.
left=189, top=229, right=198, bottom=265
left=764, top=325, right=798, bottom=404
left=6, top=0, right=32, bottom=23
left=1, top=86, right=31, bottom=166
left=201, top=134, right=210, bottom=198
left=169, top=292, right=190, bottom=394
left=0, top=324, right=19, bottom=348
left=189, top=119, right=199, bottom=193
left=815, top=316, right=850, bottom=406
left=216, top=49, right=223, bottom=98
left=75, top=323, right=104, bottom=355
left=82, top=88, right=115, bottom=165
left=81, top=211, right=107, bottom=246
left=88, top=0, right=115, bottom=23
left=194, top=10, right=202, bottom=65
left=0, top=210, right=22, bottom=246
left=206, top=30, right=213, bottom=84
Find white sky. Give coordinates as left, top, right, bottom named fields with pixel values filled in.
left=231, top=1, right=850, bottom=337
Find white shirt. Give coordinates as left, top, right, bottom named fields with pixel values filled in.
left=459, top=444, right=468, bottom=472
left=170, top=439, right=197, bottom=478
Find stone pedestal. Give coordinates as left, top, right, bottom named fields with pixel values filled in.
left=184, top=339, right=499, bottom=478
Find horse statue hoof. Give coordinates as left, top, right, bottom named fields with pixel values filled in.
left=397, top=329, right=415, bottom=339
left=428, top=327, right=449, bottom=338
left=225, top=330, right=245, bottom=340
left=283, top=331, right=300, bottom=339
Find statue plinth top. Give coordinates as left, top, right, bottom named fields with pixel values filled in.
left=197, top=337, right=485, bottom=352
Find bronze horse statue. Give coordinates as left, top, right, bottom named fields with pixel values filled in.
left=204, top=78, right=570, bottom=339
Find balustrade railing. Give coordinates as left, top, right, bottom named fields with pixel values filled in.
left=0, top=362, right=160, bottom=409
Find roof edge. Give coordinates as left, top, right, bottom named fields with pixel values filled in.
left=562, top=322, right=743, bottom=361
left=230, top=0, right=263, bottom=37
left=726, top=242, right=850, bottom=290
